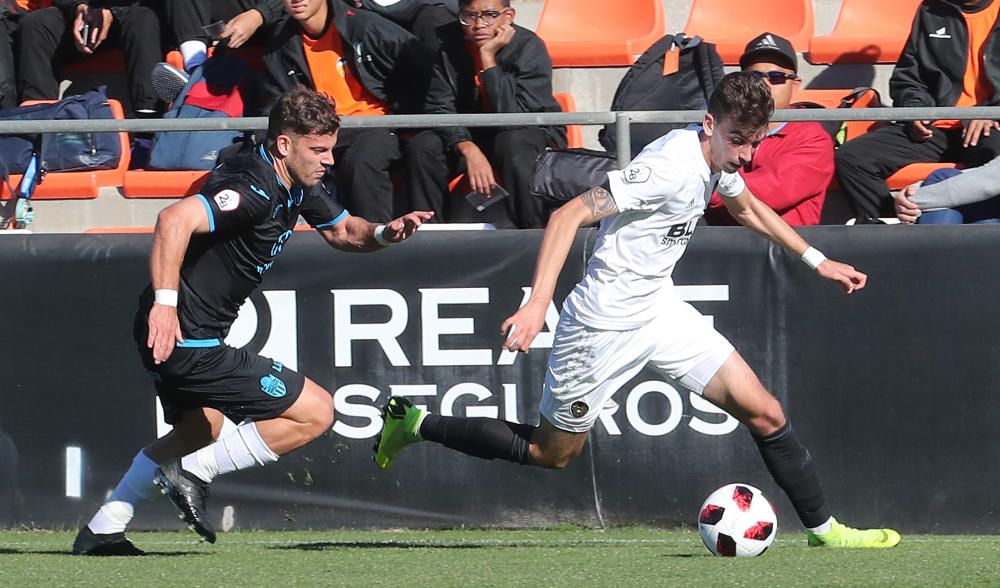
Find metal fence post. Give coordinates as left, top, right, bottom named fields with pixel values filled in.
left=615, top=112, right=630, bottom=168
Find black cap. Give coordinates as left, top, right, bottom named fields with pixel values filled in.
left=739, top=32, right=797, bottom=73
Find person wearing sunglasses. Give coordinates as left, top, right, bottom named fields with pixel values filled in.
left=403, top=0, right=566, bottom=228
left=705, top=32, right=835, bottom=227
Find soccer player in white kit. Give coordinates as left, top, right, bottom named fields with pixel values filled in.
left=375, top=72, right=900, bottom=548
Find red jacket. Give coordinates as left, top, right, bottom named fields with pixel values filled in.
left=705, top=121, right=834, bottom=226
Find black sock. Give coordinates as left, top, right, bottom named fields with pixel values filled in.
left=419, top=415, right=535, bottom=465
left=753, top=422, right=831, bottom=529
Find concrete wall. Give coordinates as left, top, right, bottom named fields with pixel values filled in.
left=17, top=1, right=894, bottom=234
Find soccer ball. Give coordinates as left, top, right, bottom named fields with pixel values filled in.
left=698, top=483, right=777, bottom=557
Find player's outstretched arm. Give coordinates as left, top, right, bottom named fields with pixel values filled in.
left=148, top=197, right=212, bottom=364
left=318, top=210, right=434, bottom=252
left=502, top=186, right=618, bottom=352
left=722, top=184, right=867, bottom=294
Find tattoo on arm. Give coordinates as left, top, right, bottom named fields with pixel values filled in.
left=580, top=186, right=618, bottom=219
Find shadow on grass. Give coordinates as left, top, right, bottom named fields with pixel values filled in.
left=275, top=541, right=488, bottom=551
left=0, top=549, right=208, bottom=557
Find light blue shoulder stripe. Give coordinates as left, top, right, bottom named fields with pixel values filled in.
left=314, top=209, right=350, bottom=229
left=195, top=194, right=215, bottom=233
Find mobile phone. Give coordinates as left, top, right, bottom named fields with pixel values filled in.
left=465, top=184, right=509, bottom=211
left=79, top=22, right=92, bottom=48
left=202, top=20, right=226, bottom=41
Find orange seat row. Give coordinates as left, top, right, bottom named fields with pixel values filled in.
left=537, top=0, right=921, bottom=68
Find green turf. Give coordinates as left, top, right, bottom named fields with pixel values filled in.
left=2, top=528, right=998, bottom=587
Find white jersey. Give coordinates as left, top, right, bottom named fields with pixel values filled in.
left=562, top=127, right=745, bottom=330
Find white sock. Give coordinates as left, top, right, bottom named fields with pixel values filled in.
left=87, top=450, right=159, bottom=535
left=179, top=40, right=208, bottom=71
left=808, top=517, right=834, bottom=534
left=181, top=422, right=279, bottom=484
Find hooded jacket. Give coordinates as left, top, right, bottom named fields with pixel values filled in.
left=258, top=0, right=438, bottom=116
left=891, top=0, right=1000, bottom=108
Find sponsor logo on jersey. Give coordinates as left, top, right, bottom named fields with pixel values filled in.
left=214, top=189, right=241, bottom=212
left=622, top=165, right=651, bottom=184
left=661, top=219, right=696, bottom=248
left=260, top=374, right=287, bottom=398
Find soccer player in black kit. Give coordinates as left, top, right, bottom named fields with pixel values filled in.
left=72, top=87, right=433, bottom=555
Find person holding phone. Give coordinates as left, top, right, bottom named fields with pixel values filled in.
left=16, top=0, right=162, bottom=116
left=403, top=0, right=566, bottom=228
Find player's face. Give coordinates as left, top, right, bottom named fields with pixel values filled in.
left=284, top=132, right=337, bottom=188
left=704, top=114, right=765, bottom=173
left=744, top=61, right=800, bottom=110
left=284, top=0, right=324, bottom=22
left=460, top=0, right=514, bottom=46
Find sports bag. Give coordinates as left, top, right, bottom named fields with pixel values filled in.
left=0, top=86, right=120, bottom=174
left=149, top=56, right=249, bottom=170
left=530, top=148, right=617, bottom=205
left=599, top=33, right=724, bottom=158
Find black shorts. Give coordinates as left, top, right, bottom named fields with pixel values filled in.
left=134, top=311, right=305, bottom=425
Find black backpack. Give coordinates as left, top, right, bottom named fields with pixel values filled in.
left=599, top=33, right=724, bottom=158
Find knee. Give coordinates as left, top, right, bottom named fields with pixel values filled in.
left=924, top=167, right=962, bottom=185
left=530, top=443, right=583, bottom=470
left=744, top=397, right=786, bottom=438
left=124, top=6, right=160, bottom=35
left=314, top=392, right=335, bottom=433
left=403, top=131, right=444, bottom=163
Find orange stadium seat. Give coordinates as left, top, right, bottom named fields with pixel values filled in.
left=123, top=169, right=210, bottom=199
left=887, top=162, right=958, bottom=190
left=535, top=0, right=665, bottom=67
left=0, top=98, right=130, bottom=201
left=683, top=0, right=814, bottom=65
left=807, top=0, right=922, bottom=65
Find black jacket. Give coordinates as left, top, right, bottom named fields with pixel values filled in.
left=352, top=0, right=457, bottom=26
left=425, top=22, right=566, bottom=149
left=258, top=0, right=437, bottom=116
left=891, top=0, right=1000, bottom=108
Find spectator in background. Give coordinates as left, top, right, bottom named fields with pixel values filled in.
left=404, top=0, right=565, bottom=228
left=259, top=0, right=438, bottom=222
left=893, top=157, right=1000, bottom=223
left=835, top=0, right=1000, bottom=223
left=706, top=32, right=834, bottom=226
left=16, top=0, right=162, bottom=116
left=346, top=0, right=458, bottom=52
left=0, top=1, right=52, bottom=109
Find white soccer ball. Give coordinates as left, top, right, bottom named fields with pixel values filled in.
left=698, top=483, right=778, bottom=557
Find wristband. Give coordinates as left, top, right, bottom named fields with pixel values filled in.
left=374, top=224, right=393, bottom=247
left=801, top=247, right=827, bottom=270
left=154, top=288, right=178, bottom=307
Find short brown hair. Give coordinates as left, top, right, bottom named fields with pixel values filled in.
left=266, top=86, right=341, bottom=144
left=707, top=71, right=773, bottom=134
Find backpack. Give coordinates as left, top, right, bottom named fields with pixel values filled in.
left=0, top=86, right=120, bottom=175
left=148, top=56, right=250, bottom=170
left=791, top=87, right=883, bottom=147
left=530, top=148, right=617, bottom=205
left=599, top=33, right=724, bottom=158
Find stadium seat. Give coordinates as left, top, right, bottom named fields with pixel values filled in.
left=122, top=169, right=210, bottom=199
left=887, top=162, right=958, bottom=190
left=806, top=0, right=921, bottom=65
left=0, top=99, right=130, bottom=201
left=682, top=0, right=814, bottom=65
left=535, top=0, right=665, bottom=67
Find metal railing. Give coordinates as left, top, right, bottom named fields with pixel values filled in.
left=1, top=106, right=998, bottom=168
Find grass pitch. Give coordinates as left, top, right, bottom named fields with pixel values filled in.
left=2, top=528, right=998, bottom=587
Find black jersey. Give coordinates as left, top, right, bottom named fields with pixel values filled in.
left=143, top=144, right=347, bottom=341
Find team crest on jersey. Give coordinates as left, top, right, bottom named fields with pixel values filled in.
left=260, top=374, right=287, bottom=398
left=622, top=165, right=651, bottom=184
left=570, top=401, right=589, bottom=418
left=214, top=189, right=241, bottom=212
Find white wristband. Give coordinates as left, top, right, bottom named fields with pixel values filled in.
left=154, top=288, right=178, bottom=307
left=801, top=247, right=827, bottom=270
left=374, top=224, right=393, bottom=247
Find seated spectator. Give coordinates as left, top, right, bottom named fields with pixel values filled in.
left=705, top=32, right=833, bottom=227
left=836, top=0, right=1000, bottom=223
left=259, top=0, right=437, bottom=222
left=153, top=0, right=283, bottom=103
left=894, top=157, right=1000, bottom=223
left=0, top=1, right=52, bottom=109
left=347, top=0, right=457, bottom=52
left=16, top=0, right=162, bottom=116
left=404, top=0, right=565, bottom=228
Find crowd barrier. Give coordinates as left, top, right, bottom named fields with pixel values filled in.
left=1, top=227, right=999, bottom=533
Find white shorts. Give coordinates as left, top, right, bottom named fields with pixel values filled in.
left=540, top=299, right=735, bottom=433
